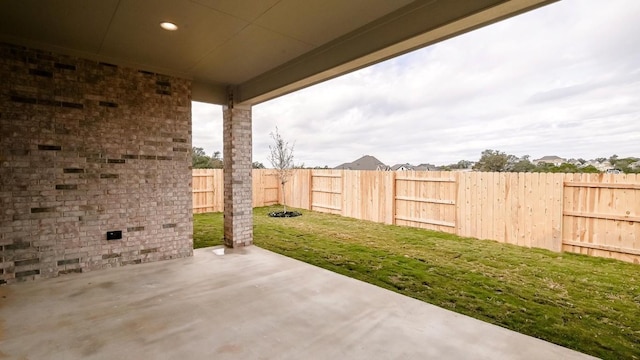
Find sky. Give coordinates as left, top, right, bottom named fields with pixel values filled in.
left=192, top=0, right=640, bottom=168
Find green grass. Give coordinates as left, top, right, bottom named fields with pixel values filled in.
left=194, top=206, right=640, bottom=359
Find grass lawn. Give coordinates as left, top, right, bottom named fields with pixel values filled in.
left=194, top=206, right=639, bottom=359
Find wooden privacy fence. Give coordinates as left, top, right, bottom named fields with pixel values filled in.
left=192, top=169, right=640, bottom=264
left=192, top=169, right=280, bottom=213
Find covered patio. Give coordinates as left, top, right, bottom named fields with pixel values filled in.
left=1, top=1, right=558, bottom=283
left=0, top=246, right=593, bottom=359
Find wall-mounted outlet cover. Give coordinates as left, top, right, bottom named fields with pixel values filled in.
left=106, top=230, right=122, bottom=240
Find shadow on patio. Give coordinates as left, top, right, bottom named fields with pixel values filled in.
left=0, top=247, right=593, bottom=359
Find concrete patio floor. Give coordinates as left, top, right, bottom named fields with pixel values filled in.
left=0, top=246, right=594, bottom=359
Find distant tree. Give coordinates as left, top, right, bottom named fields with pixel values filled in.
left=580, top=165, right=601, bottom=173
left=595, top=157, right=607, bottom=163
left=473, top=149, right=510, bottom=172
left=556, top=163, right=580, bottom=173
left=504, top=154, right=519, bottom=171
left=533, top=163, right=558, bottom=173
left=252, top=161, right=265, bottom=169
left=192, top=147, right=207, bottom=168
left=511, top=156, right=535, bottom=172
left=533, top=163, right=601, bottom=174
left=611, top=157, right=640, bottom=173
left=577, top=158, right=586, bottom=165
left=444, top=159, right=472, bottom=170
left=210, top=151, right=223, bottom=168
left=192, top=147, right=223, bottom=169
left=268, top=127, right=295, bottom=212
left=609, top=154, right=619, bottom=165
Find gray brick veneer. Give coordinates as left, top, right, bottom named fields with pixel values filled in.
left=222, top=104, right=253, bottom=247
left=0, top=42, right=194, bottom=284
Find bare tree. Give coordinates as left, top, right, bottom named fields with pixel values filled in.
left=268, top=127, right=295, bottom=212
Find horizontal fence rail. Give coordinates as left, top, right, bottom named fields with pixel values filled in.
left=192, top=170, right=640, bottom=264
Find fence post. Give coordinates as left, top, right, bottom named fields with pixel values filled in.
left=341, top=170, right=345, bottom=216
left=391, top=171, right=396, bottom=225
left=552, top=173, right=564, bottom=252
left=308, top=170, right=313, bottom=210
left=454, top=172, right=460, bottom=236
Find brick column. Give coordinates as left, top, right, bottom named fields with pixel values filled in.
left=223, top=104, right=253, bottom=247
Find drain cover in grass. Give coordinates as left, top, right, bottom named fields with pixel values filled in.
left=268, top=211, right=302, bottom=218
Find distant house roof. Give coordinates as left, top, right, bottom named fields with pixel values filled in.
left=533, top=155, right=566, bottom=166
left=390, top=163, right=414, bottom=171
left=534, top=155, right=564, bottom=161
left=334, top=155, right=386, bottom=171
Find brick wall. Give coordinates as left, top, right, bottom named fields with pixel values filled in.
left=0, top=42, right=193, bottom=284
left=223, top=105, right=253, bottom=247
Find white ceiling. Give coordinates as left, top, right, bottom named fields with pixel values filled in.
left=0, top=0, right=558, bottom=105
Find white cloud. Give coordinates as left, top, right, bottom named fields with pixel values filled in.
left=193, top=0, right=640, bottom=167
left=191, top=101, right=222, bottom=156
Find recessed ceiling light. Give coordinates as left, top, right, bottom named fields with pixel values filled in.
left=160, top=22, right=178, bottom=31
